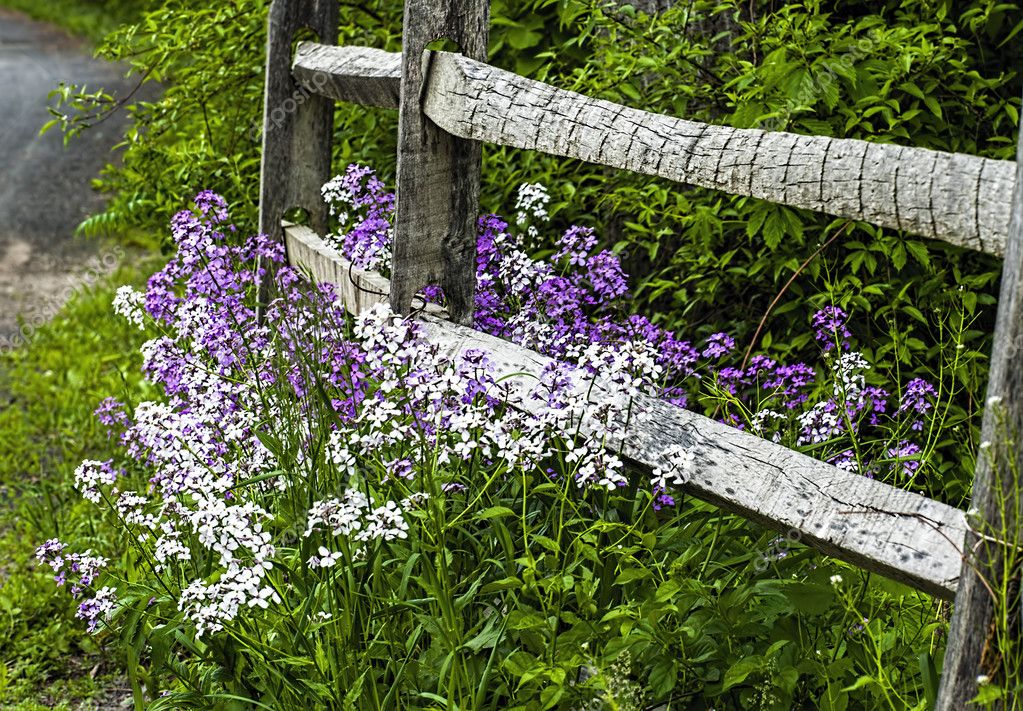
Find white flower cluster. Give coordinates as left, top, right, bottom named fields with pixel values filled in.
left=116, top=491, right=158, bottom=532
left=305, top=489, right=411, bottom=569
left=321, top=174, right=354, bottom=219
left=498, top=245, right=552, bottom=296
left=350, top=305, right=637, bottom=491
left=797, top=402, right=842, bottom=445
left=180, top=566, right=281, bottom=636
left=73, top=460, right=117, bottom=503
left=74, top=318, right=284, bottom=635
left=574, top=339, right=664, bottom=402
left=112, top=285, right=147, bottom=330
left=305, top=488, right=369, bottom=538
left=515, top=182, right=550, bottom=227
left=750, top=409, right=786, bottom=443
left=651, top=445, right=696, bottom=490
left=831, top=350, right=869, bottom=410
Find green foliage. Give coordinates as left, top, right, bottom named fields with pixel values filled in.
left=43, top=3, right=1022, bottom=453
left=48, top=226, right=950, bottom=710
left=497, top=0, right=1019, bottom=500
left=0, top=260, right=155, bottom=706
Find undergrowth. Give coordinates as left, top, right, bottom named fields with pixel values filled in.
left=0, top=259, right=156, bottom=708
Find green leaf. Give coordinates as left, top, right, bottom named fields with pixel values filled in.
left=723, top=655, right=767, bottom=690
left=918, top=651, right=938, bottom=708
left=614, top=567, right=652, bottom=585
left=781, top=582, right=834, bottom=615
left=474, top=506, right=516, bottom=521
left=464, top=625, right=503, bottom=653
left=648, top=658, right=678, bottom=696
left=904, top=240, right=931, bottom=268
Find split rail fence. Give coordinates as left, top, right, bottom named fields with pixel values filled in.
left=257, top=0, right=1022, bottom=707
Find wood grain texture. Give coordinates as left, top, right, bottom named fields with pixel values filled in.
left=257, top=0, right=337, bottom=317
left=284, top=223, right=389, bottom=315
left=390, top=0, right=489, bottom=324
left=258, top=2, right=337, bottom=241
left=285, top=223, right=969, bottom=600
left=293, top=43, right=401, bottom=109
left=285, top=223, right=449, bottom=318
left=423, top=51, right=1014, bottom=255
left=936, top=104, right=1023, bottom=709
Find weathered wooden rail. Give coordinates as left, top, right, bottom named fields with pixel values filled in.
left=260, top=0, right=1021, bottom=706
left=293, top=42, right=1016, bottom=258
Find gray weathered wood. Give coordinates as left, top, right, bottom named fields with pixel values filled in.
left=284, top=223, right=390, bottom=315
left=285, top=221, right=969, bottom=600
left=936, top=102, right=1023, bottom=709
left=258, top=0, right=337, bottom=318
left=292, top=43, right=1015, bottom=256
left=390, top=0, right=489, bottom=324
left=293, top=43, right=401, bottom=109
left=259, top=2, right=337, bottom=241
left=423, top=52, right=1014, bottom=255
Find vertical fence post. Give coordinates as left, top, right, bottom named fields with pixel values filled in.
left=936, top=106, right=1023, bottom=708
left=389, top=0, right=489, bottom=325
left=258, top=0, right=338, bottom=250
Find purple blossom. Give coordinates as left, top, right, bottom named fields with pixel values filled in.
left=898, top=378, right=936, bottom=429
left=651, top=487, right=676, bottom=511
left=764, top=363, right=815, bottom=408
left=702, top=333, right=735, bottom=359
left=812, top=306, right=852, bottom=352
left=585, top=251, right=628, bottom=301
left=888, top=440, right=922, bottom=477
left=555, top=225, right=598, bottom=266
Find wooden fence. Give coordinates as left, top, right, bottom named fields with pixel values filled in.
left=258, top=0, right=1022, bottom=707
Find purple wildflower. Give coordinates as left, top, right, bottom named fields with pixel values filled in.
left=811, top=306, right=852, bottom=352
left=888, top=440, right=922, bottom=477
left=702, top=333, right=735, bottom=359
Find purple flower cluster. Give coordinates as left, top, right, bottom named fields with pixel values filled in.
left=898, top=378, right=937, bottom=431
left=321, top=164, right=395, bottom=270
left=812, top=305, right=852, bottom=352
left=888, top=440, right=923, bottom=477
left=35, top=539, right=108, bottom=599
left=43, top=180, right=944, bottom=643
left=49, top=189, right=674, bottom=637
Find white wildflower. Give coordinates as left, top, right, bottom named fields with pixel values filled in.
left=651, top=445, right=696, bottom=490
left=112, top=285, right=146, bottom=330
left=514, top=182, right=550, bottom=227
